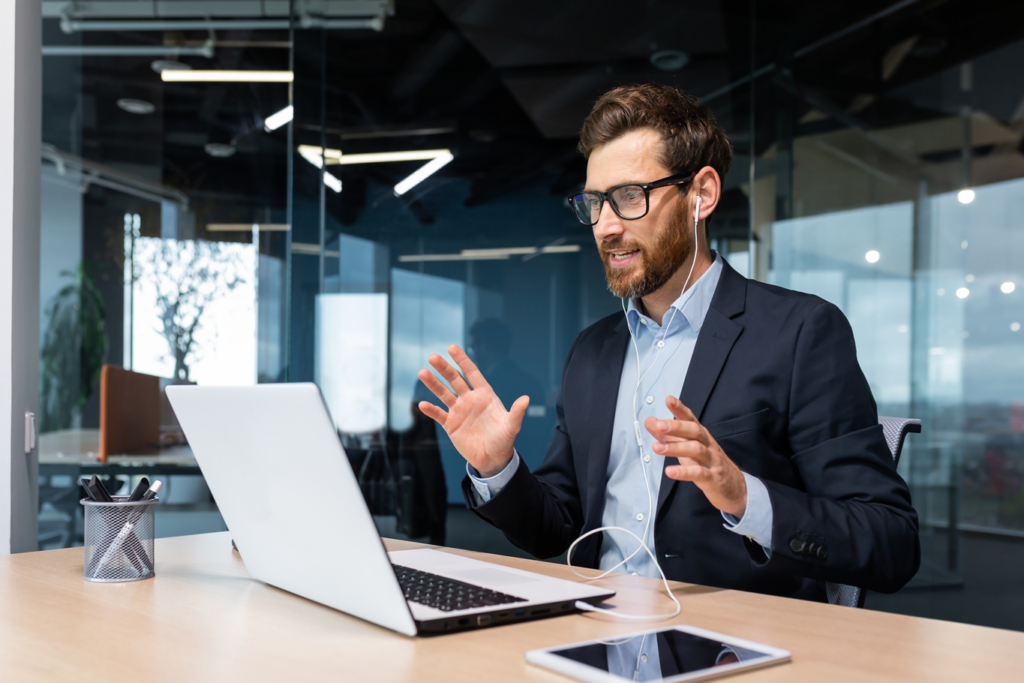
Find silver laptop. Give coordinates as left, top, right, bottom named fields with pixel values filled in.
left=166, top=383, right=614, bottom=636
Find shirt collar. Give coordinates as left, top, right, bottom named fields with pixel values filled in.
left=626, top=251, right=724, bottom=333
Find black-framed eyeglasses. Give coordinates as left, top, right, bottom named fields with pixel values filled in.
left=566, top=171, right=694, bottom=226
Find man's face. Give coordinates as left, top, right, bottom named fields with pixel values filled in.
left=586, top=128, right=692, bottom=299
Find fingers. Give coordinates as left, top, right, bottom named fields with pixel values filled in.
left=665, top=396, right=697, bottom=421
left=417, top=369, right=457, bottom=408
left=428, top=353, right=472, bottom=396
left=507, top=395, right=530, bottom=432
left=417, top=401, right=448, bottom=427
left=644, top=415, right=707, bottom=445
left=665, top=462, right=709, bottom=482
left=653, top=439, right=711, bottom=464
left=448, top=344, right=491, bottom=391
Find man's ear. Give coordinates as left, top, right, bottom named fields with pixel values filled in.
left=692, top=166, right=722, bottom=221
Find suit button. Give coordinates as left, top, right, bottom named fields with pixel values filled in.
left=789, top=539, right=805, bottom=554
left=806, top=543, right=817, bottom=556
left=817, top=546, right=827, bottom=560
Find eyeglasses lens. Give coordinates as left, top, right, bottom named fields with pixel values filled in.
left=572, top=193, right=602, bottom=225
left=610, top=185, right=647, bottom=218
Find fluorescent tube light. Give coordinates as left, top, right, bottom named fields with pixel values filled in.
left=161, top=70, right=293, bottom=83
left=461, top=247, right=538, bottom=257
left=264, top=105, right=293, bottom=131
left=398, top=253, right=510, bottom=262
left=207, top=223, right=290, bottom=232
left=394, top=152, right=454, bottom=195
left=323, top=171, right=342, bottom=193
left=297, top=147, right=342, bottom=192
left=295, top=145, right=453, bottom=166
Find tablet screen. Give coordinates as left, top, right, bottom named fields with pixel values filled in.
left=548, top=628, right=774, bottom=682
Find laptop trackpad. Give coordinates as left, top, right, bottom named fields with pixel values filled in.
left=447, top=567, right=540, bottom=587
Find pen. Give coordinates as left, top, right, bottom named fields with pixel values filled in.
left=93, top=481, right=162, bottom=578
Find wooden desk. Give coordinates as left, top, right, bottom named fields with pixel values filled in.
left=1, top=532, right=1020, bottom=682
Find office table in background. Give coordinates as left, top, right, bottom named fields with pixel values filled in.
left=1, top=532, right=1020, bottom=682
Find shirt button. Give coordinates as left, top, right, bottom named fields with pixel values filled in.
left=641, top=655, right=648, bottom=663
left=639, top=319, right=648, bottom=325
left=643, top=454, right=651, bottom=463
left=657, top=341, right=665, bottom=348
left=646, top=396, right=654, bottom=404
left=636, top=513, right=644, bottom=521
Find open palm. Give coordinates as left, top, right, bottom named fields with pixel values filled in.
left=417, top=344, right=529, bottom=478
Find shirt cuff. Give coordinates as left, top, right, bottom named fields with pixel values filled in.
left=721, top=473, right=773, bottom=554
left=467, top=451, right=521, bottom=503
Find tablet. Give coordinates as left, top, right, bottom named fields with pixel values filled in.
left=525, top=625, right=791, bottom=683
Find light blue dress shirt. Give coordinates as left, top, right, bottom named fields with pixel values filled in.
left=469, top=253, right=773, bottom=578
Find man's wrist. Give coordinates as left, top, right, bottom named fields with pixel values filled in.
left=479, top=453, right=514, bottom=478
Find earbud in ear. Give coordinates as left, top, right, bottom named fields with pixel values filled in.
left=694, top=196, right=702, bottom=224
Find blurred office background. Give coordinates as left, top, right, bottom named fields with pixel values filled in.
left=35, top=0, right=1024, bottom=631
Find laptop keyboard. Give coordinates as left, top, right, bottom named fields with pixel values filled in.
left=392, top=564, right=527, bottom=612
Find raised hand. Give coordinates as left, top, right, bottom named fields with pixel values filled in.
left=645, top=396, right=748, bottom=518
left=417, top=344, right=529, bottom=478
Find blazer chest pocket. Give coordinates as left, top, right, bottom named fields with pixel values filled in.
left=705, top=408, right=772, bottom=441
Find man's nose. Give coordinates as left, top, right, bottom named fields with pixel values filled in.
left=592, top=202, right=624, bottom=242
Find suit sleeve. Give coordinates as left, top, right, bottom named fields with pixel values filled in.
left=460, top=333, right=586, bottom=559
left=754, top=301, right=920, bottom=593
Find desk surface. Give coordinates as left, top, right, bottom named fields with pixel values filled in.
left=1, top=532, right=1020, bottom=682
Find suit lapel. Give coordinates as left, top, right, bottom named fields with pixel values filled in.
left=585, top=318, right=630, bottom=527
left=656, top=260, right=747, bottom=517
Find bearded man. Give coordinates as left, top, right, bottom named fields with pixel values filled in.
left=417, top=84, right=919, bottom=602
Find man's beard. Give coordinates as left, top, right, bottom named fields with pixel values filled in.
left=598, top=206, right=692, bottom=299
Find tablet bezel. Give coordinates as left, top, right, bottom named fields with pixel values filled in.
left=525, top=624, right=792, bottom=683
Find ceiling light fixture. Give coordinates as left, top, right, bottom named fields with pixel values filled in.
left=207, top=224, right=290, bottom=232
left=649, top=50, right=690, bottom=71
left=117, top=98, right=155, bottom=115
left=865, top=250, right=880, bottom=263
left=1001, top=282, right=1016, bottom=294
left=296, top=145, right=453, bottom=166
left=264, top=105, right=293, bottom=132
left=161, top=70, right=293, bottom=83
left=204, top=143, right=236, bottom=158
left=151, top=60, right=192, bottom=73
left=956, top=287, right=970, bottom=299
left=394, top=152, right=454, bottom=195
left=957, top=188, right=975, bottom=204
left=400, top=244, right=581, bottom=262
left=297, top=147, right=342, bottom=193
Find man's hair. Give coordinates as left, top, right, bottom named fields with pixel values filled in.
left=578, top=84, right=733, bottom=222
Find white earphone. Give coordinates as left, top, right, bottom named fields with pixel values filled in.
left=567, top=194, right=702, bottom=620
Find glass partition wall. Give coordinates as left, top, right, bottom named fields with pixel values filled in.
left=37, top=0, right=1024, bottom=632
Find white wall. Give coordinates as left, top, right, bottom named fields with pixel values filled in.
left=0, top=0, right=41, bottom=554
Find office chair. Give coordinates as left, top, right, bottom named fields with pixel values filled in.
left=825, top=416, right=922, bottom=608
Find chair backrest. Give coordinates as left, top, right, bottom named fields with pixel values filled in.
left=825, top=416, right=921, bottom=608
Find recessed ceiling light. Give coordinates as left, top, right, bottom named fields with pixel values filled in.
left=650, top=50, right=690, bottom=71
left=1002, top=282, right=1016, bottom=294
left=204, top=143, right=236, bottom=158
left=1012, top=322, right=1021, bottom=332
left=958, top=188, right=975, bottom=204
left=117, top=98, right=155, bottom=115
left=865, top=250, right=880, bottom=263
left=151, top=60, right=192, bottom=74
left=956, top=287, right=970, bottom=299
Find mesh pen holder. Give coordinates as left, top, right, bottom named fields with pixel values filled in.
left=82, top=496, right=158, bottom=582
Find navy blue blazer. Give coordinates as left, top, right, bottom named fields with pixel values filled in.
left=462, top=259, right=920, bottom=601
